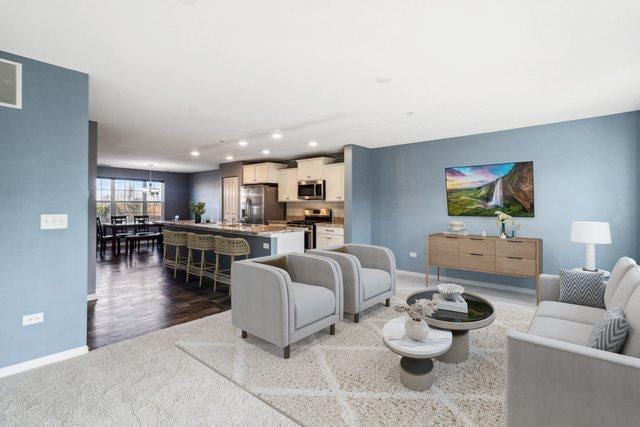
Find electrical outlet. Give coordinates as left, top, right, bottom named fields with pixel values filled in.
left=22, top=312, right=44, bottom=326
left=40, top=214, right=68, bottom=230
left=409, top=252, right=417, bottom=258
left=263, top=242, right=270, bottom=249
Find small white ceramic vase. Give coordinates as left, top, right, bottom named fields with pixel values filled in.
left=405, top=317, right=430, bottom=341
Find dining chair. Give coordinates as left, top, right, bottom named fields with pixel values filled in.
left=110, top=215, right=130, bottom=254
left=96, top=217, right=114, bottom=256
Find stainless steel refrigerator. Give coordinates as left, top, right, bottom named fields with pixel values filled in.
left=240, top=184, right=285, bottom=224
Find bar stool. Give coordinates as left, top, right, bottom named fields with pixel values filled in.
left=162, top=230, right=188, bottom=278
left=186, top=233, right=217, bottom=287
left=214, top=235, right=251, bottom=295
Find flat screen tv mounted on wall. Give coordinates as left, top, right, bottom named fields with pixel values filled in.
left=445, top=161, right=534, bottom=217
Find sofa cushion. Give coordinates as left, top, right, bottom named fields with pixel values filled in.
left=609, top=266, right=640, bottom=309
left=535, top=301, right=605, bottom=325
left=622, top=286, right=640, bottom=357
left=559, top=269, right=605, bottom=308
left=527, top=316, right=594, bottom=346
left=361, top=268, right=391, bottom=300
left=605, top=257, right=637, bottom=308
left=290, top=282, right=336, bottom=329
left=588, top=307, right=628, bottom=353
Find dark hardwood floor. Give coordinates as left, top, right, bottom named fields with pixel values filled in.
left=88, top=245, right=231, bottom=350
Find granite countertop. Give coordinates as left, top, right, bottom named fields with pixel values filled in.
left=156, top=220, right=305, bottom=237
left=316, top=222, right=344, bottom=228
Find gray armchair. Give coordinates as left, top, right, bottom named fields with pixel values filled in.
left=506, top=257, right=640, bottom=426
left=308, top=243, right=396, bottom=322
left=231, top=252, right=342, bottom=358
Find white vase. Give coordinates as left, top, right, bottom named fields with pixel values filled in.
left=404, top=317, right=430, bottom=341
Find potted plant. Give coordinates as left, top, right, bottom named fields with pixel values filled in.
left=495, top=210, right=521, bottom=239
left=394, top=298, right=438, bottom=341
left=96, top=204, right=110, bottom=220
left=189, top=201, right=206, bottom=224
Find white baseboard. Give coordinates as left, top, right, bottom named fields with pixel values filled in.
left=0, top=345, right=88, bottom=378
left=396, top=269, right=536, bottom=295
left=87, top=293, right=98, bottom=302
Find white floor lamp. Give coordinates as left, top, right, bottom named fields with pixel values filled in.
left=570, top=221, right=611, bottom=272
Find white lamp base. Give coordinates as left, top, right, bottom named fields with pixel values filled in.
left=582, top=243, right=596, bottom=272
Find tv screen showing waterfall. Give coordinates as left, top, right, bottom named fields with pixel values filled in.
left=445, top=161, right=534, bottom=217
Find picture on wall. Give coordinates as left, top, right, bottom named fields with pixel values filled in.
left=445, top=161, right=534, bottom=217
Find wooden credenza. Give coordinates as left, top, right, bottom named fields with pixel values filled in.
left=427, top=233, right=543, bottom=299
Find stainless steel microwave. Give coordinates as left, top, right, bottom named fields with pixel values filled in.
left=297, top=180, right=325, bottom=200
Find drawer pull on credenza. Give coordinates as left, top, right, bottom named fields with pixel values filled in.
left=507, top=256, right=523, bottom=260
left=470, top=238, right=483, bottom=241
left=470, top=253, right=484, bottom=256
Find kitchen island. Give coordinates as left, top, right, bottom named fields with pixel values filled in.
left=156, top=220, right=305, bottom=256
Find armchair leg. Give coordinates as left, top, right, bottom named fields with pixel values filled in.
left=385, top=298, right=390, bottom=307
left=241, top=330, right=247, bottom=339
left=283, top=345, right=290, bottom=359
left=330, top=324, right=335, bottom=335
left=354, top=313, right=360, bottom=323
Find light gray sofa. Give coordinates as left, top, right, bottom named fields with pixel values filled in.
left=506, top=257, right=640, bottom=426
left=231, top=252, right=342, bottom=358
left=308, top=243, right=396, bottom=322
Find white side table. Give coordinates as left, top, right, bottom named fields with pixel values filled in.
left=382, top=317, right=452, bottom=391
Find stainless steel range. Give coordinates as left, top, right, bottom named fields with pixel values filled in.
left=286, top=208, right=332, bottom=249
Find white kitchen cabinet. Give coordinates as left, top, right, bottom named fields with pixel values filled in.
left=277, top=168, right=299, bottom=202
left=296, top=157, right=335, bottom=181
left=316, top=225, right=345, bottom=249
left=243, top=162, right=285, bottom=184
left=324, top=163, right=345, bottom=202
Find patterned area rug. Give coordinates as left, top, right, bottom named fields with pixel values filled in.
left=177, top=286, right=534, bottom=426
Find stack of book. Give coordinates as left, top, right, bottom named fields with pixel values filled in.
left=433, top=293, right=468, bottom=314
left=443, top=220, right=468, bottom=236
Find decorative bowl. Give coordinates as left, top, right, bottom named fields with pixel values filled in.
left=437, top=283, right=464, bottom=300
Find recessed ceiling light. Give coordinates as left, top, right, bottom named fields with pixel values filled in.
left=308, top=141, right=318, bottom=147
left=262, top=149, right=271, bottom=155
left=238, top=140, right=248, bottom=146
left=225, top=155, right=234, bottom=161
left=376, top=76, right=391, bottom=84
left=190, top=150, right=200, bottom=156
left=272, top=132, right=283, bottom=140
left=405, top=111, right=414, bottom=116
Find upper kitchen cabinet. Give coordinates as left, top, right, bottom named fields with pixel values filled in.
left=277, top=168, right=298, bottom=202
left=243, top=162, right=286, bottom=184
left=296, top=157, right=335, bottom=181
left=325, top=163, right=345, bottom=202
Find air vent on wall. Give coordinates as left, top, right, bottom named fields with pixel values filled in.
left=0, top=58, right=22, bottom=109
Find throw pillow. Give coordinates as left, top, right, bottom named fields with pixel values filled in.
left=588, top=307, right=629, bottom=353
left=559, top=269, right=605, bottom=308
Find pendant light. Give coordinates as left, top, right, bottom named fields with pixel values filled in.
left=143, top=164, right=160, bottom=196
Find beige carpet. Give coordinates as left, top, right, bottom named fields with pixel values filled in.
left=177, top=284, right=535, bottom=426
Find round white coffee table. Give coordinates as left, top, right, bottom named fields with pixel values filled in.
left=382, top=317, right=452, bottom=391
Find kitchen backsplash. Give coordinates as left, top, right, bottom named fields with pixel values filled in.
left=286, top=202, right=344, bottom=221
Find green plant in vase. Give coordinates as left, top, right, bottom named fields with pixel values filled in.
left=189, top=201, right=206, bottom=223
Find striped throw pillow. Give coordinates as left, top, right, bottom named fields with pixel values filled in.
left=559, top=269, right=605, bottom=308
left=588, top=307, right=629, bottom=353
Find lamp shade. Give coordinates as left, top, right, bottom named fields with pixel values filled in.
left=570, top=221, right=611, bottom=244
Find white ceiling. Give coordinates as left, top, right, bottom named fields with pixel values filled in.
left=2, top=0, right=640, bottom=173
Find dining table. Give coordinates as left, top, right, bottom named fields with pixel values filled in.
left=102, top=222, right=164, bottom=255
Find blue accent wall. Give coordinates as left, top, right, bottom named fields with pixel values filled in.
left=188, top=169, right=221, bottom=221
left=0, top=51, right=89, bottom=367
left=371, top=112, right=640, bottom=289
left=344, top=145, right=372, bottom=244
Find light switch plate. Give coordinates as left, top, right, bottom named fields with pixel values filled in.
left=23, top=312, right=44, bottom=326
left=409, top=252, right=417, bottom=258
left=263, top=242, right=270, bottom=249
left=41, top=214, right=68, bottom=230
